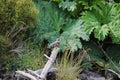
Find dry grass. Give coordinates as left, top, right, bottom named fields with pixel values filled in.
left=56, top=49, right=86, bottom=80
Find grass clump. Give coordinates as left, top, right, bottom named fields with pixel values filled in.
left=56, top=50, right=83, bottom=80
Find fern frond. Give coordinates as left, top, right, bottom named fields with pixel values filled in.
left=81, top=2, right=120, bottom=43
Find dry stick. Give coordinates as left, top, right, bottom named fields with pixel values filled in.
left=16, top=70, right=38, bottom=80
left=39, top=47, right=60, bottom=80
left=27, top=69, right=41, bottom=78
left=15, top=68, right=58, bottom=80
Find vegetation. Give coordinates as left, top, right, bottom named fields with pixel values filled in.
left=81, top=2, right=120, bottom=43
left=0, top=0, right=120, bottom=79
left=0, top=0, right=39, bottom=54
left=56, top=51, right=82, bottom=80
left=6, top=47, right=45, bottom=71
left=30, top=1, right=89, bottom=52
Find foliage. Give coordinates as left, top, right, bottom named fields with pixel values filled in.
left=0, top=35, right=11, bottom=53
left=114, top=0, right=120, bottom=3
left=83, top=41, right=104, bottom=62
left=80, top=1, right=120, bottom=75
left=31, top=1, right=89, bottom=52
left=6, top=46, right=45, bottom=71
left=79, top=0, right=105, bottom=10
left=52, top=0, right=106, bottom=18
left=0, top=0, right=39, bottom=34
left=56, top=0, right=82, bottom=18
left=60, top=19, right=89, bottom=52
left=106, top=45, right=120, bottom=63
left=109, top=61, right=120, bottom=74
left=0, top=0, right=39, bottom=54
left=31, top=1, right=65, bottom=44
left=59, top=1, right=77, bottom=11
left=81, top=41, right=105, bottom=69
left=81, top=2, right=120, bottom=43
left=106, top=45, right=120, bottom=73
left=56, top=52, right=82, bottom=80
left=15, top=0, right=39, bottom=28
left=0, top=0, right=120, bottom=78
left=82, top=41, right=120, bottom=74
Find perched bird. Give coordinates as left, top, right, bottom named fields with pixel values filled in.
left=48, top=38, right=60, bottom=49
left=46, top=38, right=60, bottom=57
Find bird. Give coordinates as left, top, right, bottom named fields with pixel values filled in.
left=46, top=38, right=60, bottom=57
left=48, top=38, right=60, bottom=49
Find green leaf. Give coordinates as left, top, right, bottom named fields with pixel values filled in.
left=81, top=2, right=120, bottom=43
left=60, top=19, right=89, bottom=52
left=79, top=0, right=105, bottom=10
left=31, top=1, right=67, bottom=44
left=31, top=1, right=89, bottom=52
left=94, top=24, right=109, bottom=41
left=59, top=1, right=77, bottom=11
left=81, top=11, right=100, bottom=35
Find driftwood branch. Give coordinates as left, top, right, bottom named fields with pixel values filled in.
left=15, top=68, right=58, bottom=80
left=15, top=47, right=59, bottom=80
left=16, top=70, right=38, bottom=80
left=39, top=47, right=60, bottom=80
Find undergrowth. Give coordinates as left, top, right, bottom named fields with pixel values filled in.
left=82, top=41, right=120, bottom=75
left=5, top=43, right=46, bottom=71
left=56, top=50, right=83, bottom=80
